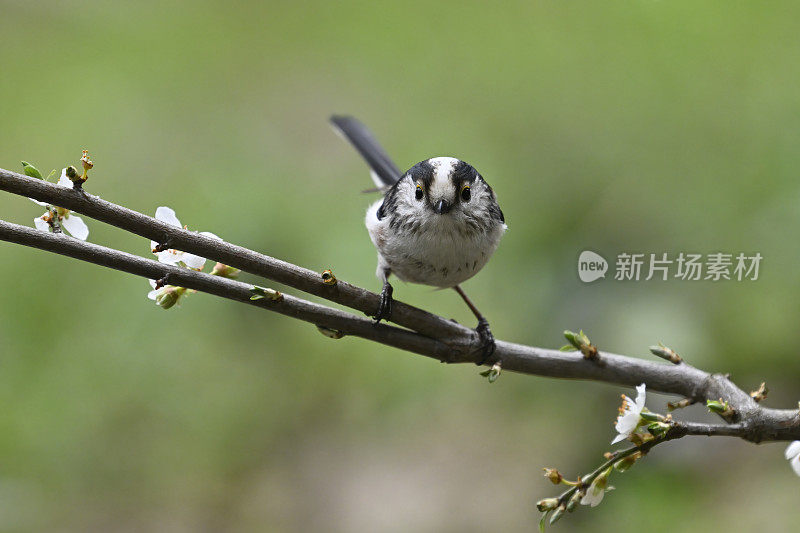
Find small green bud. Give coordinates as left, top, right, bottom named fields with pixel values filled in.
left=615, top=450, right=643, bottom=472
left=210, top=262, right=240, bottom=279
left=563, top=330, right=581, bottom=349
left=21, top=161, right=43, bottom=179
left=706, top=399, right=733, bottom=416
left=549, top=505, right=566, bottom=525
left=155, top=286, right=185, bottom=309
left=566, top=490, right=582, bottom=512
left=65, top=165, right=80, bottom=181
left=479, top=361, right=502, bottom=383
left=249, top=286, right=283, bottom=301
left=649, top=343, right=682, bottom=364
left=750, top=382, right=768, bottom=402
left=565, top=329, right=598, bottom=359
left=639, top=411, right=662, bottom=422
left=536, top=498, right=559, bottom=512
left=647, top=421, right=670, bottom=438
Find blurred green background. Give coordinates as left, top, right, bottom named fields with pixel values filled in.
left=1, top=1, right=799, bottom=531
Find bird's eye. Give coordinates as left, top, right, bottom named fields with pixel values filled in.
left=461, top=185, right=471, bottom=202
left=415, top=185, right=424, bottom=201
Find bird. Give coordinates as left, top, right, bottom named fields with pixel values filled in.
left=330, top=116, right=506, bottom=363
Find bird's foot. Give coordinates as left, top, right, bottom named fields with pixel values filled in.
left=475, top=318, right=496, bottom=365
left=373, top=282, right=393, bottom=324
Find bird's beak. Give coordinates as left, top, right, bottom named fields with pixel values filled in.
left=433, top=199, right=451, bottom=214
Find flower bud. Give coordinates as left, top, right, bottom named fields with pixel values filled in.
left=211, top=262, right=240, bottom=279
left=536, top=498, right=559, bottom=512
left=479, top=362, right=502, bottom=383
left=649, top=343, right=682, bottom=364
left=647, top=421, right=671, bottom=438
left=155, top=286, right=184, bottom=309
left=566, top=490, right=582, bottom=512
left=549, top=504, right=566, bottom=525
left=614, top=451, right=642, bottom=472
left=563, top=330, right=580, bottom=349
left=706, top=399, right=734, bottom=416
left=639, top=411, right=662, bottom=422
left=750, top=382, right=768, bottom=403
left=66, top=165, right=80, bottom=181
left=249, top=286, right=283, bottom=302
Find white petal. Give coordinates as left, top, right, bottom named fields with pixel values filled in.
left=155, top=206, right=181, bottom=227
left=29, top=198, right=48, bottom=206
left=580, top=487, right=604, bottom=507
left=181, top=253, right=207, bottom=270
left=155, top=249, right=182, bottom=265
left=785, top=441, right=800, bottom=460
left=147, top=289, right=160, bottom=300
left=61, top=214, right=89, bottom=240
left=615, top=412, right=639, bottom=436
left=611, top=433, right=628, bottom=445
left=57, top=168, right=72, bottom=188
left=149, top=279, right=158, bottom=289
left=33, top=216, right=50, bottom=232
left=634, top=384, right=647, bottom=411
left=792, top=455, right=800, bottom=477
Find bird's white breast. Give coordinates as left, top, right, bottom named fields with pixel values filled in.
left=366, top=199, right=505, bottom=288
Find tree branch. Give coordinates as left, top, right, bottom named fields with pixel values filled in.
left=0, top=220, right=452, bottom=361
left=1, top=167, right=799, bottom=443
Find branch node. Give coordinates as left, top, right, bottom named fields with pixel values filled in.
left=249, top=285, right=283, bottom=302
left=316, top=325, right=345, bottom=339
left=563, top=329, right=603, bottom=365
left=667, top=398, right=695, bottom=411
left=750, top=382, right=768, bottom=403
left=154, top=274, right=171, bottom=290
left=321, top=269, right=337, bottom=286
left=152, top=241, right=171, bottom=253
left=649, top=343, right=682, bottom=364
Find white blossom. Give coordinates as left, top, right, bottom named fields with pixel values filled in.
left=612, top=383, right=646, bottom=444
left=580, top=467, right=614, bottom=507
left=150, top=206, right=220, bottom=269
left=30, top=169, right=89, bottom=240
left=785, top=441, right=800, bottom=477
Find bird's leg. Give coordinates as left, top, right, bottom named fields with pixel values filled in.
left=453, top=285, right=496, bottom=365
left=373, top=269, right=393, bottom=324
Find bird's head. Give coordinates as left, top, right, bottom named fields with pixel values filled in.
left=387, top=157, right=504, bottom=228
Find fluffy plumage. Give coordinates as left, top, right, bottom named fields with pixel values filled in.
left=366, top=156, right=506, bottom=288
left=331, top=116, right=506, bottom=289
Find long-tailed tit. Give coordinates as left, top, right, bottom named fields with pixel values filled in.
left=330, top=116, right=506, bottom=363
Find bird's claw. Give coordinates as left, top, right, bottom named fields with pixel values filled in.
left=373, top=282, right=393, bottom=324
left=475, top=318, right=496, bottom=365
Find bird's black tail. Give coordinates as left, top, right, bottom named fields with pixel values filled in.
left=330, top=115, right=402, bottom=187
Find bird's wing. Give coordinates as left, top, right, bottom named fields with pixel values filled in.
left=330, top=115, right=402, bottom=187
